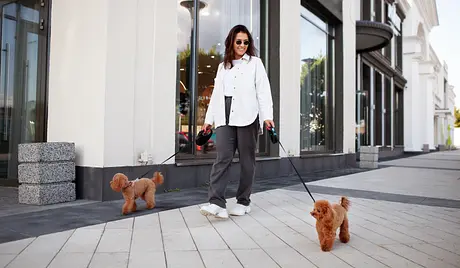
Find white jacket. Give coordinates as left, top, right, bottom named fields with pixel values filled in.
left=204, top=54, right=273, bottom=133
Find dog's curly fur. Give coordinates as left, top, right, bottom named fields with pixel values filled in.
left=310, top=196, right=350, bottom=252
left=110, top=172, right=164, bottom=215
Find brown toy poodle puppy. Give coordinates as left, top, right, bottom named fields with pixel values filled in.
left=110, top=172, right=164, bottom=215
left=310, top=196, right=350, bottom=252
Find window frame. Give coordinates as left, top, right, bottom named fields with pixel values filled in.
left=174, top=0, right=276, bottom=161
left=299, top=2, right=338, bottom=155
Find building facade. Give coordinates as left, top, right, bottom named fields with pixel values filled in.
left=402, top=0, right=456, bottom=151
left=0, top=0, right=363, bottom=200
left=355, top=0, right=407, bottom=161
left=430, top=56, right=456, bottom=149
left=0, top=0, right=453, bottom=201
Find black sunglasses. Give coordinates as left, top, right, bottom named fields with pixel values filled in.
left=236, top=40, right=250, bottom=46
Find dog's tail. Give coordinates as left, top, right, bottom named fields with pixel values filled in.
left=340, top=196, right=350, bottom=211
left=152, top=172, right=164, bottom=185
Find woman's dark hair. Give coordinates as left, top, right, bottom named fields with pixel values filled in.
left=223, top=24, right=257, bottom=69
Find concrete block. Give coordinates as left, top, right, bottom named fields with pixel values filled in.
left=360, top=152, right=379, bottom=162
left=422, top=144, right=429, bottom=153
left=359, top=161, right=378, bottom=169
left=18, top=142, right=75, bottom=163
left=18, top=162, right=75, bottom=184
left=359, top=146, right=379, bottom=154
left=18, top=182, right=76, bottom=205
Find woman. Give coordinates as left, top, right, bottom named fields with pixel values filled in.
left=199, top=24, right=274, bottom=219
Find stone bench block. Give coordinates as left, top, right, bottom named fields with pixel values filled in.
left=360, top=146, right=379, bottom=154
left=359, top=161, right=378, bottom=169
left=18, top=162, right=75, bottom=184
left=18, top=182, right=76, bottom=205
left=360, top=152, right=378, bottom=162
left=422, top=144, right=430, bottom=152
left=18, top=142, right=75, bottom=163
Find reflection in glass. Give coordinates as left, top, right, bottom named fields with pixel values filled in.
left=176, top=0, right=261, bottom=157
left=384, top=77, right=391, bottom=146
left=176, top=0, right=195, bottom=155
left=357, top=63, right=371, bottom=146
left=390, top=8, right=403, bottom=69
left=0, top=1, right=41, bottom=178
left=393, top=88, right=404, bottom=145
left=299, top=8, right=330, bottom=152
left=374, top=71, right=383, bottom=145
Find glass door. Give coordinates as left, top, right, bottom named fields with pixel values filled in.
left=356, top=62, right=371, bottom=149
left=0, top=0, right=48, bottom=180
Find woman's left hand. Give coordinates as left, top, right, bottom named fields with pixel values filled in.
left=264, top=120, right=275, bottom=129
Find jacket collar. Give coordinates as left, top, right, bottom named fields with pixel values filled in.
left=241, top=53, right=250, bottom=61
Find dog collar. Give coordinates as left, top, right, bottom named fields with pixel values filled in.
left=123, top=181, right=134, bottom=190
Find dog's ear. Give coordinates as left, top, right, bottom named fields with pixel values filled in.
left=316, top=201, right=332, bottom=219
left=110, top=176, right=121, bottom=192
left=110, top=173, right=128, bottom=192
left=320, top=204, right=329, bottom=213
left=119, top=174, right=129, bottom=188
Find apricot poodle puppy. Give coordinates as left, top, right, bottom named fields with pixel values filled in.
left=310, top=196, right=350, bottom=252
left=110, top=172, right=164, bottom=215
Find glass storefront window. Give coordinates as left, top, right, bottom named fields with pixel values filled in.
left=391, top=9, right=403, bottom=70
left=299, top=5, right=334, bottom=153
left=383, top=3, right=391, bottom=60
left=176, top=0, right=262, bottom=158
left=0, top=1, right=47, bottom=180
left=176, top=1, right=193, bottom=154
left=374, top=0, right=382, bottom=22
left=357, top=63, right=371, bottom=146
left=394, top=87, right=404, bottom=145
left=387, top=2, right=404, bottom=68
left=374, top=70, right=383, bottom=146
left=384, top=77, right=391, bottom=146
left=362, top=0, right=371, bottom=20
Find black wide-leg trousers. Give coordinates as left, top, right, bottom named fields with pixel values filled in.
left=208, top=96, right=259, bottom=208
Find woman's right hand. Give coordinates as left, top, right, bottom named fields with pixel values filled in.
left=202, top=124, right=211, bottom=132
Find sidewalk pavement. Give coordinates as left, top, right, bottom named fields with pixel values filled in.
left=0, top=151, right=459, bottom=268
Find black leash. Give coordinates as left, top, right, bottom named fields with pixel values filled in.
left=267, top=127, right=316, bottom=203
left=136, top=149, right=181, bottom=179
left=136, top=129, right=213, bottom=179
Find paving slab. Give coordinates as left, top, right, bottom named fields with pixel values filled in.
left=380, top=150, right=460, bottom=170
left=1, top=152, right=459, bottom=267
left=0, top=189, right=459, bottom=268
left=307, top=153, right=460, bottom=201
left=0, top=187, right=98, bottom=218
left=0, top=168, right=366, bottom=245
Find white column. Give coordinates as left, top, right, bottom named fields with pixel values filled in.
left=149, top=0, right=178, bottom=164
left=47, top=0, right=177, bottom=167
left=403, top=58, right=421, bottom=151
left=425, top=75, right=435, bottom=149
left=279, top=0, right=301, bottom=156
left=103, top=0, right=137, bottom=166
left=442, top=116, right=446, bottom=145
left=342, top=0, right=357, bottom=153
left=434, top=116, right=439, bottom=145
left=47, top=0, right=110, bottom=167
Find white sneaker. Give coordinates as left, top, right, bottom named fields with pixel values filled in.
left=200, top=204, right=229, bottom=219
left=229, top=204, right=251, bottom=216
